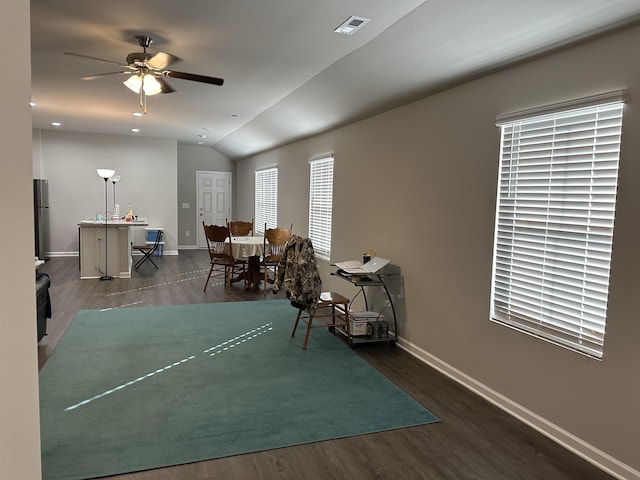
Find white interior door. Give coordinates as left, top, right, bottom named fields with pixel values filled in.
left=196, top=171, right=231, bottom=248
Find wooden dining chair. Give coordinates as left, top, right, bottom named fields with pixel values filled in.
left=203, top=222, right=245, bottom=293
left=227, top=218, right=254, bottom=236
left=261, top=223, right=293, bottom=295
left=291, top=292, right=350, bottom=349
left=226, top=218, right=255, bottom=271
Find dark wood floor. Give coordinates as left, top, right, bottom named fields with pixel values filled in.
left=37, top=251, right=614, bottom=480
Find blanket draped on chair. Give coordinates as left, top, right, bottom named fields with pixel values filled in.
left=272, top=235, right=322, bottom=314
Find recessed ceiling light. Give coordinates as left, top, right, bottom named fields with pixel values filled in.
left=131, top=128, right=140, bottom=133
left=334, top=16, right=370, bottom=35
left=198, top=141, right=205, bottom=145
left=227, top=113, right=239, bottom=119
left=29, top=101, right=36, bottom=107
left=132, top=112, right=143, bottom=117
left=202, top=127, right=214, bottom=131
left=198, top=134, right=207, bottom=138
left=51, top=122, right=61, bottom=127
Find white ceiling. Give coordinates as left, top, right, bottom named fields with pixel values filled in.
left=30, top=0, right=640, bottom=160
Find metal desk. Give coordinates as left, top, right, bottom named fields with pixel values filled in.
left=331, top=268, right=399, bottom=345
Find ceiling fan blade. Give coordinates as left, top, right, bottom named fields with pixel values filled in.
left=63, top=52, right=125, bottom=67
left=163, top=70, right=224, bottom=86
left=147, top=51, right=181, bottom=70
left=156, top=76, right=175, bottom=94
left=80, top=71, right=129, bottom=80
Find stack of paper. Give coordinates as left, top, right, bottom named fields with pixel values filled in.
left=334, top=257, right=390, bottom=274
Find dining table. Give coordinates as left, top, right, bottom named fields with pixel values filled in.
left=229, top=236, right=264, bottom=259
left=229, top=236, right=264, bottom=289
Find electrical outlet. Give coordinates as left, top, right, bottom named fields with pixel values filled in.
left=185, top=230, right=190, bottom=237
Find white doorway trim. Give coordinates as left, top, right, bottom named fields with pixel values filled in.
left=196, top=170, right=232, bottom=248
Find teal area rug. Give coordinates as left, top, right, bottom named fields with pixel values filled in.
left=39, top=300, right=438, bottom=480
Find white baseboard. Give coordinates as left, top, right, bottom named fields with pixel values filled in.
left=48, top=250, right=180, bottom=257
left=396, top=338, right=640, bottom=480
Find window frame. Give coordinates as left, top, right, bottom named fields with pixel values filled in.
left=254, top=166, right=278, bottom=236
left=490, top=91, right=625, bottom=359
left=308, top=155, right=334, bottom=261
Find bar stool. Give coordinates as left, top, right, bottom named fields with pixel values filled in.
left=291, top=292, right=350, bottom=349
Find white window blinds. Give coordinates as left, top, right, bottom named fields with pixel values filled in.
left=490, top=93, right=625, bottom=358
left=309, top=155, right=334, bottom=261
left=255, top=167, right=278, bottom=235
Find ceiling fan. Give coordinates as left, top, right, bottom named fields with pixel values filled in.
left=64, top=35, right=224, bottom=114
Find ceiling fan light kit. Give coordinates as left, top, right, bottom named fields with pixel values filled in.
left=123, top=74, right=163, bottom=96
left=66, top=35, right=224, bottom=114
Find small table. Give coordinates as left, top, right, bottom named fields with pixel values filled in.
left=229, top=236, right=263, bottom=258
left=228, top=236, right=264, bottom=289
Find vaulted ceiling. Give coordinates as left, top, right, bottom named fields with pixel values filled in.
left=30, top=0, right=640, bottom=160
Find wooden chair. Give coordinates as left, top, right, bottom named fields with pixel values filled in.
left=203, top=222, right=245, bottom=293
left=291, top=292, right=350, bottom=349
left=132, top=229, right=163, bottom=270
left=227, top=218, right=254, bottom=236
left=261, top=223, right=293, bottom=295
left=226, top=219, right=255, bottom=272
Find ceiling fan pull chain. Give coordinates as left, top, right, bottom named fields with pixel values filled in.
left=137, top=80, right=147, bottom=114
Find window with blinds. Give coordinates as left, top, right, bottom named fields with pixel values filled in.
left=309, top=155, right=334, bottom=261
left=490, top=92, right=625, bottom=359
left=254, top=167, right=278, bottom=235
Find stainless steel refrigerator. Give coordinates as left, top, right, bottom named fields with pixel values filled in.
left=34, top=178, right=50, bottom=260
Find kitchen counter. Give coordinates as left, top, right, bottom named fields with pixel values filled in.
left=78, top=218, right=148, bottom=279
left=78, top=217, right=148, bottom=226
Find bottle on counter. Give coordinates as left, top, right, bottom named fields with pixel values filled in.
left=125, top=202, right=134, bottom=221
left=112, top=203, right=120, bottom=221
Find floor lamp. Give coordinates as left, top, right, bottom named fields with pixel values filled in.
left=111, top=174, right=121, bottom=220
left=97, top=168, right=116, bottom=280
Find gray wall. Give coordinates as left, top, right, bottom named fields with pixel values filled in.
left=177, top=144, right=234, bottom=248
left=2, top=0, right=42, bottom=477
left=31, top=134, right=235, bottom=255
left=234, top=25, right=640, bottom=478
left=32, top=130, right=180, bottom=254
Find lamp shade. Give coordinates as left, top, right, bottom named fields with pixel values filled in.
left=111, top=175, right=121, bottom=184
left=123, top=74, right=162, bottom=96
left=97, top=168, right=115, bottom=179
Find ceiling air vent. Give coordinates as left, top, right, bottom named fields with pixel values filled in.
left=334, top=16, right=370, bottom=35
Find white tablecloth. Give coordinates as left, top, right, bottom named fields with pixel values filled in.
left=230, top=236, right=264, bottom=258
